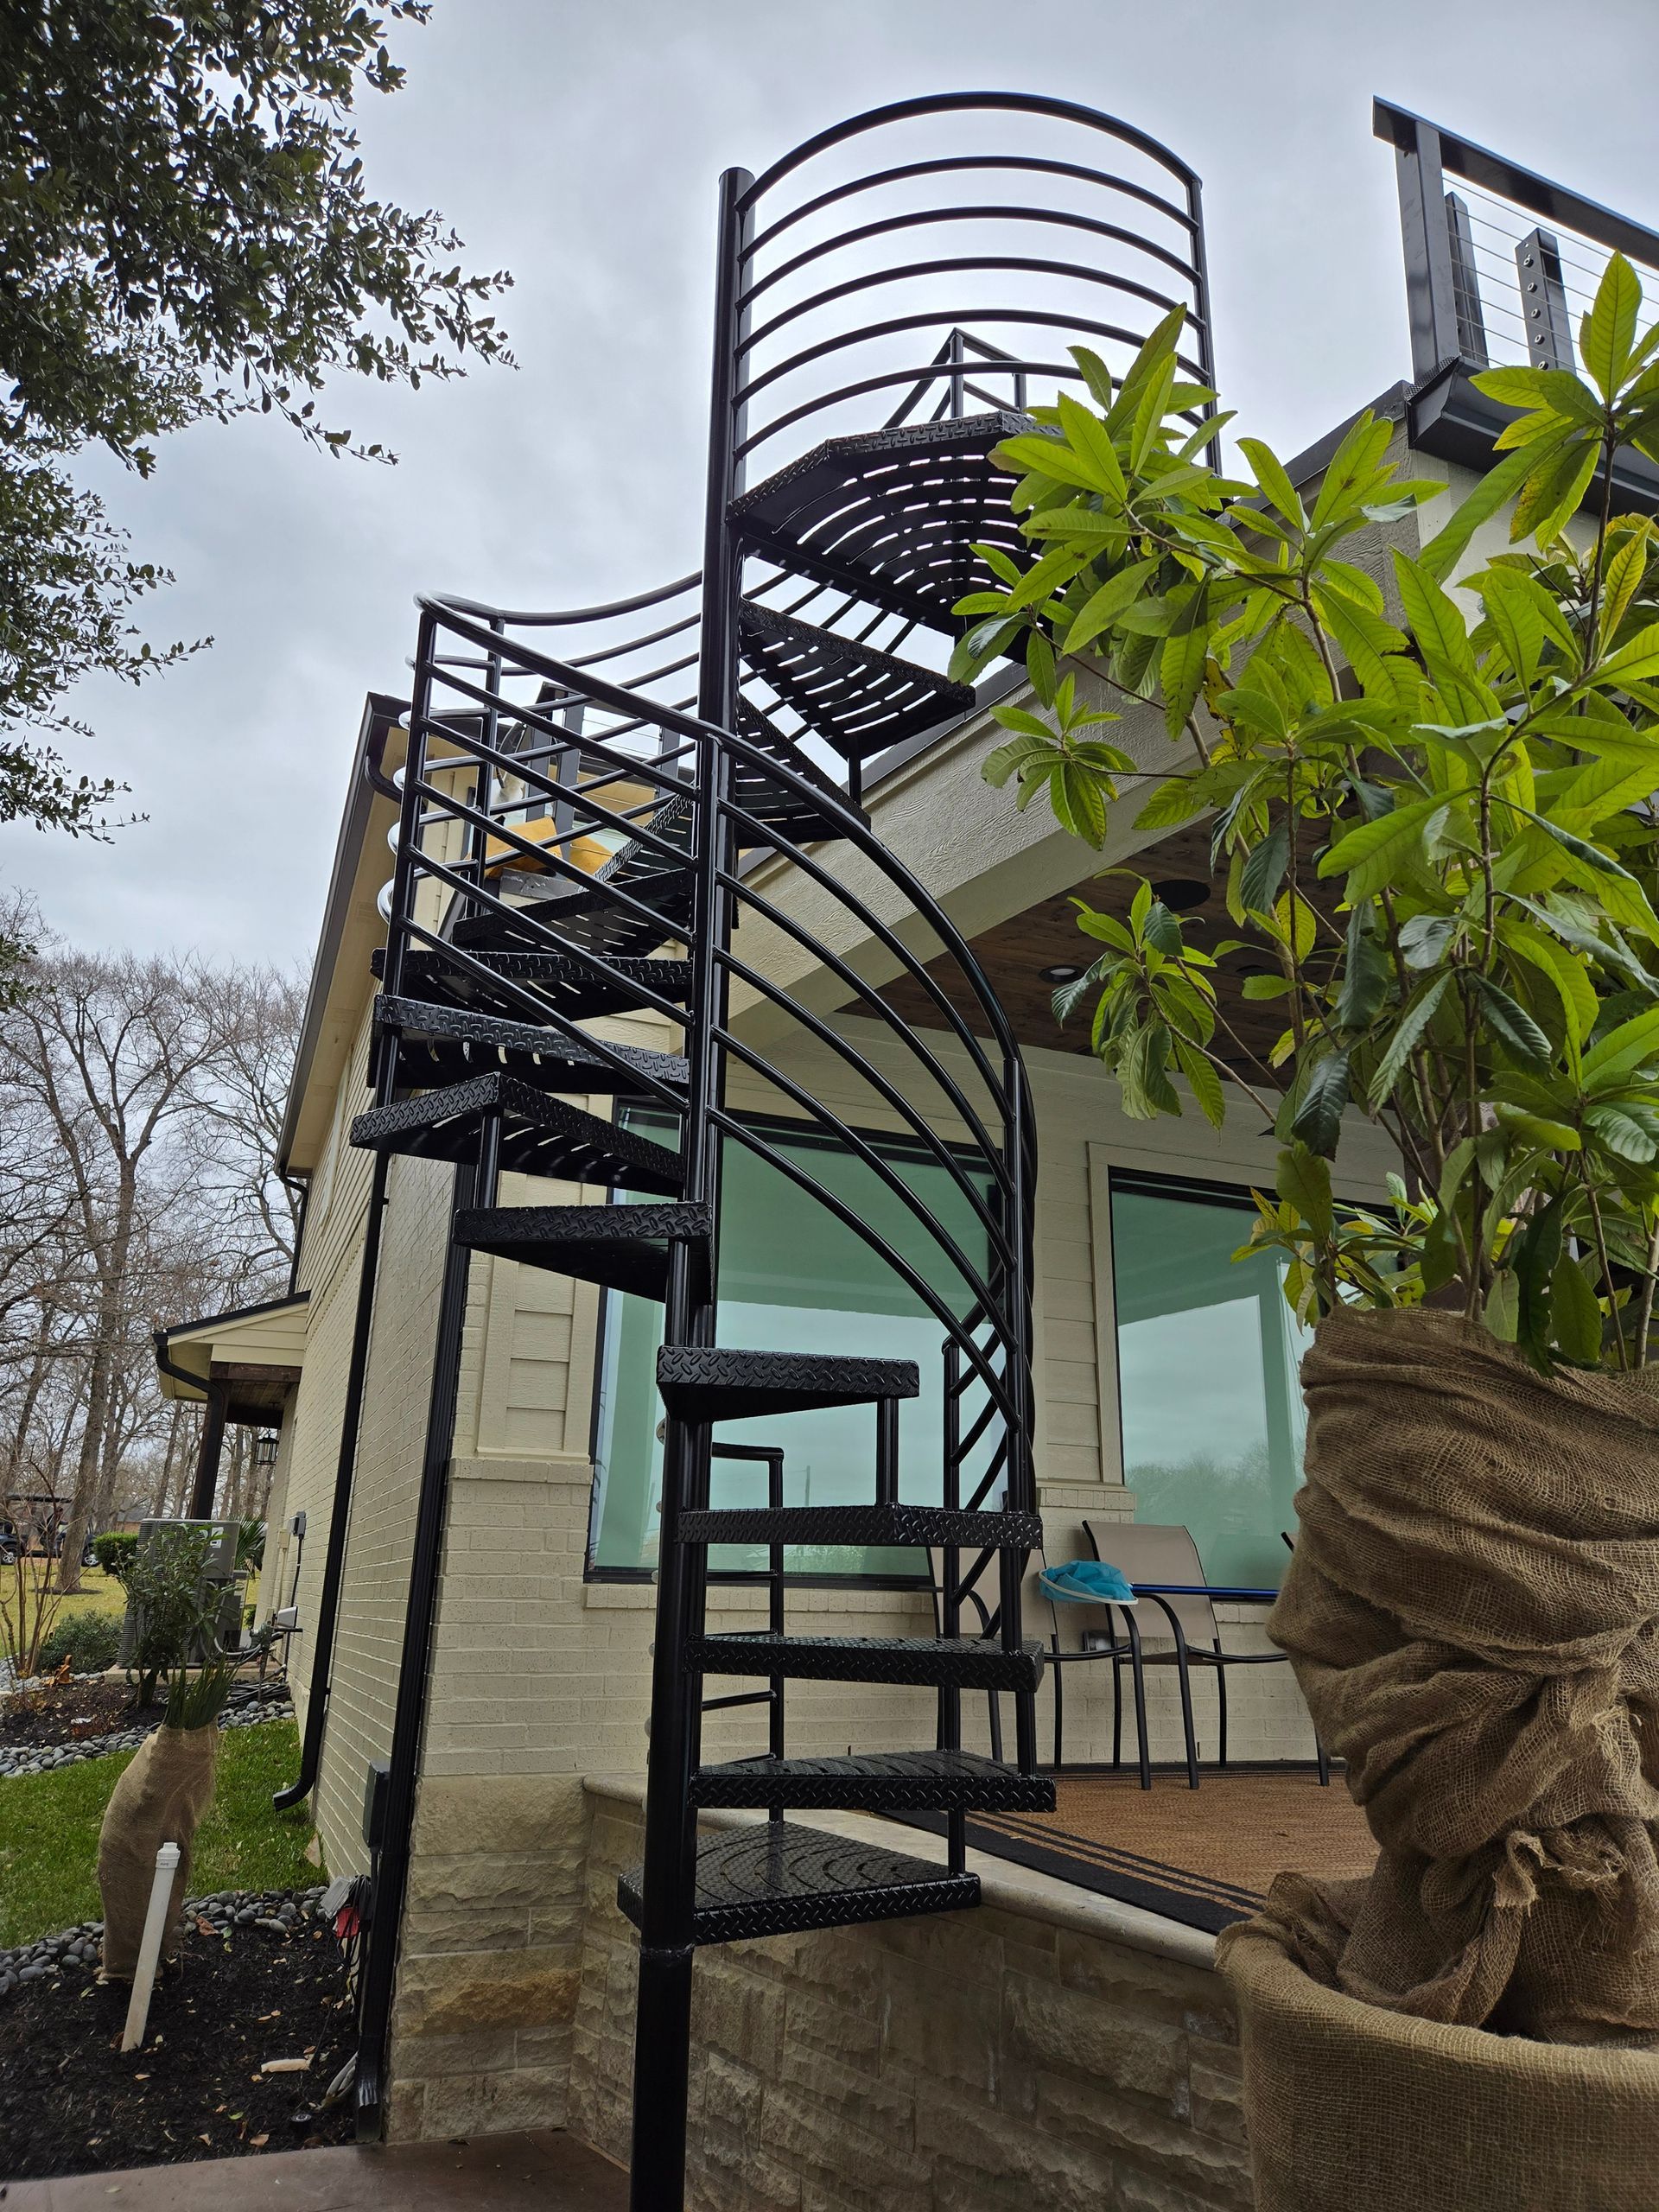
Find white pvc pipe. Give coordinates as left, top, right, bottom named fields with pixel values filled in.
left=121, top=1840, right=181, bottom=2052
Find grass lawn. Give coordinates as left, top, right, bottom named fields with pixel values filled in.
left=0, top=1719, right=322, bottom=1948
left=10, top=1561, right=129, bottom=1619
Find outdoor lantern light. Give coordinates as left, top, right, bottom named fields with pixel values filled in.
left=253, top=1433, right=279, bottom=1469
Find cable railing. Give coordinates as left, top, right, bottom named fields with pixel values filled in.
left=1376, top=98, right=1659, bottom=386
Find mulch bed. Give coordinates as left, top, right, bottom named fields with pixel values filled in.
left=0, top=1891, right=357, bottom=2178
left=0, top=1678, right=163, bottom=1750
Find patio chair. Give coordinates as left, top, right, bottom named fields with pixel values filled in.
left=1033, top=1554, right=1148, bottom=1785
left=1083, top=1521, right=1330, bottom=1791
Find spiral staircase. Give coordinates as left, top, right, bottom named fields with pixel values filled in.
left=334, top=93, right=1216, bottom=2211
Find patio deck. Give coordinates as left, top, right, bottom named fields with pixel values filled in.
left=909, top=1764, right=1374, bottom=1933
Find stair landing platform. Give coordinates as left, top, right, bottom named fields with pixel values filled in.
left=2, top=2129, right=627, bottom=2211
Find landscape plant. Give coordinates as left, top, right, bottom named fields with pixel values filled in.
left=966, top=257, right=1659, bottom=2070
left=958, top=257, right=1659, bottom=1370
left=119, top=1524, right=213, bottom=1706
left=33, top=1607, right=122, bottom=1677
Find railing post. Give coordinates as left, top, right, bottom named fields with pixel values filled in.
left=1375, top=104, right=1463, bottom=382
left=631, top=158, right=754, bottom=2212
left=1517, top=226, right=1574, bottom=371
left=375, top=610, right=437, bottom=1104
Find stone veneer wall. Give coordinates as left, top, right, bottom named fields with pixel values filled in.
left=564, top=1783, right=1254, bottom=2212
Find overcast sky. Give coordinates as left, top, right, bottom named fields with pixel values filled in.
left=7, top=0, right=1656, bottom=970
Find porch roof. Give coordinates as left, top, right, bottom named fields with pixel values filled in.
left=154, top=1290, right=309, bottom=1423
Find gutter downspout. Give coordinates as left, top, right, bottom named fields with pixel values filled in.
left=273, top=1150, right=391, bottom=1812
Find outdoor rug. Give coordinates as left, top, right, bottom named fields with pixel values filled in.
left=902, top=1767, right=1376, bottom=1936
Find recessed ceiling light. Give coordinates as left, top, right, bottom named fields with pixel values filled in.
left=1039, top=963, right=1084, bottom=983
left=1151, top=878, right=1210, bottom=912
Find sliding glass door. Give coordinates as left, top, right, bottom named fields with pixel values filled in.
left=1109, top=1173, right=1313, bottom=1590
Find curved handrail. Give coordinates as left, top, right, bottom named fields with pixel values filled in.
left=739, top=90, right=1204, bottom=207
left=386, top=597, right=1035, bottom=1441
left=743, top=151, right=1198, bottom=259
left=724, top=90, right=1215, bottom=486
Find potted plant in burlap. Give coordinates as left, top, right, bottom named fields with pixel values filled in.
left=98, top=1530, right=244, bottom=1980
left=968, top=271, right=1659, bottom=2209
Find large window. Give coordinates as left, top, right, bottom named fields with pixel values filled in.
left=588, top=1118, right=997, bottom=1580
left=1109, top=1172, right=1313, bottom=1591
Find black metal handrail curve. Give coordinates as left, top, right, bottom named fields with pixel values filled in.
left=375, top=596, right=1036, bottom=1442
left=737, top=89, right=1203, bottom=205
left=722, top=90, right=1215, bottom=480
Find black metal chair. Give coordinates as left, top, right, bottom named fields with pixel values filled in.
left=1084, top=1521, right=1330, bottom=1791
left=1032, top=1557, right=1150, bottom=1784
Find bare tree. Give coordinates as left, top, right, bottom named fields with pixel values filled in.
left=0, top=943, right=222, bottom=1587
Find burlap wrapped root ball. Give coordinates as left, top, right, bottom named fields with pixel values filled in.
left=97, top=1722, right=219, bottom=1979
left=1216, top=1306, right=1659, bottom=2210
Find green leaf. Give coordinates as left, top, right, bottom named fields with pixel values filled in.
left=1581, top=1004, right=1659, bottom=1088
left=1335, top=903, right=1390, bottom=1028
left=1470, top=364, right=1557, bottom=408
left=1595, top=620, right=1659, bottom=686
left=950, top=615, right=1023, bottom=684
left=1173, top=1039, right=1225, bottom=1129
left=1159, top=591, right=1211, bottom=741
left=1599, top=532, right=1648, bottom=647
left=1133, top=776, right=1208, bottom=832
left=1585, top=1103, right=1659, bottom=1161
left=1551, top=1252, right=1605, bottom=1363
left=1503, top=923, right=1598, bottom=1046
left=1481, top=1269, right=1519, bottom=1343
left=1517, top=437, right=1599, bottom=547
left=1319, top=793, right=1448, bottom=898
left=1238, top=817, right=1290, bottom=916
left=1416, top=445, right=1535, bottom=582
left=1292, top=1052, right=1351, bottom=1158
left=1470, top=972, right=1553, bottom=1068
left=1368, top=972, right=1451, bottom=1107
left=1064, top=558, right=1160, bottom=657
left=1398, top=912, right=1457, bottom=969
left=1242, top=972, right=1291, bottom=1000
left=1506, top=799, right=1638, bottom=884
left=1580, top=252, right=1642, bottom=399
left=1238, top=437, right=1305, bottom=530
left=1275, top=1141, right=1333, bottom=1243
left=995, top=434, right=1123, bottom=498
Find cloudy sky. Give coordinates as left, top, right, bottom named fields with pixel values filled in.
left=7, top=0, right=1656, bottom=970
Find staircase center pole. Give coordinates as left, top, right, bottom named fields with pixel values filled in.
left=629, top=161, right=753, bottom=2212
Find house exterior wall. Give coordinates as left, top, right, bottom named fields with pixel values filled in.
left=363, top=1010, right=1390, bottom=2133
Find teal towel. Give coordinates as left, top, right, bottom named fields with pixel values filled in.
left=1039, top=1558, right=1135, bottom=1605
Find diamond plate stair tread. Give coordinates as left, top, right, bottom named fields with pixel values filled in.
left=730, top=411, right=1033, bottom=632
left=376, top=995, right=689, bottom=1093
left=378, top=946, right=694, bottom=1023
left=349, top=1072, right=684, bottom=1193
left=738, top=603, right=974, bottom=763
left=616, top=1821, right=979, bottom=1947
left=454, top=1201, right=710, bottom=1300
left=678, top=1503, right=1042, bottom=1548
left=690, top=1749, right=1055, bottom=1815
left=690, top=1631, right=1044, bottom=1690
left=657, top=1345, right=919, bottom=1421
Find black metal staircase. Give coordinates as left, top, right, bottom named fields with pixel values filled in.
left=326, top=89, right=1216, bottom=2212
